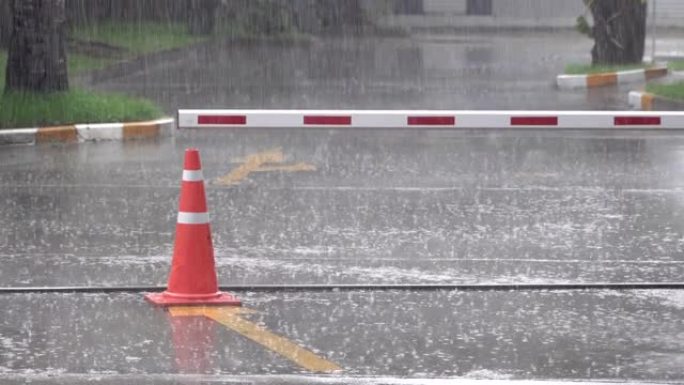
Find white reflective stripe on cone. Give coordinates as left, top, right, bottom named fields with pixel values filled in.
left=182, top=170, right=204, bottom=182
left=177, top=212, right=210, bottom=224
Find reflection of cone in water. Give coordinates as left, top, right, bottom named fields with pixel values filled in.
left=145, top=148, right=241, bottom=306
left=169, top=314, right=216, bottom=374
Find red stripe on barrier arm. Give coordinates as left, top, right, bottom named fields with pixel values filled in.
left=614, top=116, right=661, bottom=126
left=303, top=116, right=352, bottom=125
left=510, top=116, right=559, bottom=126
left=198, top=115, right=247, bottom=125
left=407, top=116, right=456, bottom=126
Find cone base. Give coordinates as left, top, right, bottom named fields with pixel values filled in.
left=145, top=291, right=241, bottom=307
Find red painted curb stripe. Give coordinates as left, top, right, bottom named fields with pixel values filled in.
left=198, top=115, right=247, bottom=125
left=303, top=116, right=352, bottom=125
left=407, top=116, right=455, bottom=126
left=614, top=116, right=661, bottom=126
left=511, top=116, right=558, bottom=126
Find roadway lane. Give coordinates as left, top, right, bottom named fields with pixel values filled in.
left=0, top=290, right=683, bottom=381
left=1, top=128, right=684, bottom=382
left=1, top=129, right=684, bottom=287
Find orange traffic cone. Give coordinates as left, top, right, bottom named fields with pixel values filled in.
left=145, top=148, right=241, bottom=306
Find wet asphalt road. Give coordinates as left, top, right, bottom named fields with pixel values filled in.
left=3, top=129, right=684, bottom=287
left=1, top=128, right=684, bottom=383
left=1, top=290, right=683, bottom=381
left=2, top=32, right=684, bottom=382
left=86, top=32, right=631, bottom=111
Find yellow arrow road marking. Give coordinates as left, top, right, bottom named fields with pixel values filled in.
left=215, top=149, right=284, bottom=185
left=168, top=306, right=341, bottom=373
left=215, top=148, right=316, bottom=186
left=253, top=162, right=317, bottom=173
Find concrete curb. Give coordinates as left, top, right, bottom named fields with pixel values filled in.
left=0, top=118, right=174, bottom=146
left=178, top=110, right=684, bottom=130
left=629, top=90, right=684, bottom=111
left=557, top=66, right=669, bottom=90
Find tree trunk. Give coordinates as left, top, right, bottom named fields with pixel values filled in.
left=0, top=0, right=11, bottom=48
left=4, top=0, right=69, bottom=93
left=188, top=0, right=219, bottom=35
left=589, top=0, right=647, bottom=65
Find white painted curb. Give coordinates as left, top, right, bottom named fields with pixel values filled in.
left=556, top=75, right=588, bottom=90
left=557, top=66, right=668, bottom=90
left=629, top=91, right=647, bottom=110
left=0, top=118, right=174, bottom=146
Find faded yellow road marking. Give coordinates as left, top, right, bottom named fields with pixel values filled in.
left=215, top=148, right=316, bottom=186
left=169, top=306, right=341, bottom=373
left=169, top=306, right=257, bottom=317
left=253, top=162, right=317, bottom=173
left=215, top=149, right=284, bottom=185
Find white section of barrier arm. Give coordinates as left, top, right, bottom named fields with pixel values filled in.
left=177, top=110, right=684, bottom=129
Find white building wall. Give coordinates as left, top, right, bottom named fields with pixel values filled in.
left=651, top=0, right=684, bottom=27
left=423, top=0, right=467, bottom=14
left=492, top=0, right=586, bottom=18
left=387, top=0, right=683, bottom=29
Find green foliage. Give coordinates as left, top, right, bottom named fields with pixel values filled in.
left=217, top=0, right=295, bottom=37
left=669, top=61, right=684, bottom=71
left=244, top=1, right=293, bottom=35
left=70, top=22, right=205, bottom=55
left=575, top=16, right=592, bottom=38
left=1, top=22, right=178, bottom=128
left=0, top=90, right=163, bottom=129
left=68, top=54, right=113, bottom=73
left=647, top=81, right=684, bottom=101
left=1, top=50, right=132, bottom=89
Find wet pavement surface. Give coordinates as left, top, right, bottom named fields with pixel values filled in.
left=3, top=129, right=684, bottom=287
left=1, top=128, right=684, bottom=383
left=3, top=31, right=684, bottom=383
left=1, top=290, right=683, bottom=381
left=86, top=32, right=631, bottom=112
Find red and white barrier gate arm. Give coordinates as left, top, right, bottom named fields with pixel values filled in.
left=178, top=110, right=684, bottom=129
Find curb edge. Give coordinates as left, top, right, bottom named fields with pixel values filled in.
left=557, top=65, right=669, bottom=90
left=0, top=118, right=174, bottom=146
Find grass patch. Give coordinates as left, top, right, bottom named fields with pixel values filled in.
left=68, top=54, right=113, bottom=73
left=669, top=60, right=684, bottom=72
left=0, top=90, right=163, bottom=129
left=2, top=22, right=201, bottom=79
left=0, top=22, right=190, bottom=128
left=0, top=51, right=125, bottom=89
left=564, top=63, right=655, bottom=75
left=71, top=21, right=205, bottom=55
left=646, top=81, right=684, bottom=102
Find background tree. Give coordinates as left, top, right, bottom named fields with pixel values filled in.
left=0, top=0, right=10, bottom=48
left=579, top=0, right=647, bottom=65
left=187, top=0, right=219, bottom=35
left=4, top=0, right=69, bottom=93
